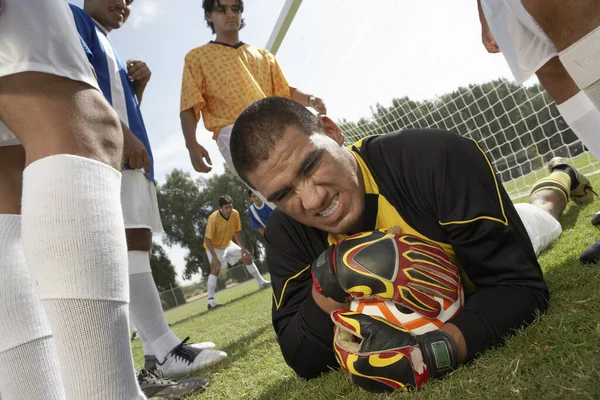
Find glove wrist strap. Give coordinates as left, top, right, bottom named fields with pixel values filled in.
left=311, top=246, right=349, bottom=303
left=417, top=330, right=459, bottom=380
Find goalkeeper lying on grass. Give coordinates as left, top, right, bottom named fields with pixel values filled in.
left=229, top=96, right=595, bottom=392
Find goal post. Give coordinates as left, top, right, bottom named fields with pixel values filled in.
left=266, top=0, right=303, bottom=55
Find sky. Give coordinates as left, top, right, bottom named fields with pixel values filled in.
left=69, top=0, right=523, bottom=286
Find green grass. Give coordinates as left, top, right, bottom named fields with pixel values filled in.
left=133, top=176, right=600, bottom=399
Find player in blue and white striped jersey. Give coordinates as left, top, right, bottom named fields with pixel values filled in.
left=70, top=0, right=227, bottom=379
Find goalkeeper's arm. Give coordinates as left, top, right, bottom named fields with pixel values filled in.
left=264, top=210, right=340, bottom=379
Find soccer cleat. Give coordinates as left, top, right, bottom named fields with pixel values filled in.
left=580, top=240, right=600, bottom=264
left=592, top=211, right=600, bottom=226
left=138, top=368, right=208, bottom=399
left=207, top=303, right=223, bottom=311
left=156, top=337, right=227, bottom=377
left=259, top=281, right=272, bottom=290
left=144, top=342, right=217, bottom=371
left=131, top=331, right=138, bottom=341
left=547, top=157, right=596, bottom=205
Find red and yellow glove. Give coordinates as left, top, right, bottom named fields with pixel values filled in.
left=311, top=231, right=460, bottom=318
left=332, top=310, right=458, bottom=392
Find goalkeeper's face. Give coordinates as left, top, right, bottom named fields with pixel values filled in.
left=248, top=121, right=365, bottom=234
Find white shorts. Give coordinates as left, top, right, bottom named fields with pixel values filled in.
left=481, top=0, right=557, bottom=83
left=0, top=0, right=98, bottom=147
left=217, top=124, right=277, bottom=209
left=206, top=241, right=245, bottom=267
left=121, top=170, right=164, bottom=234
left=514, top=203, right=562, bottom=257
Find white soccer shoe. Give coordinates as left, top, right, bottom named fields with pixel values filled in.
left=156, top=337, right=227, bottom=378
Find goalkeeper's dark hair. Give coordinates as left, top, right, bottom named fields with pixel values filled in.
left=231, top=97, right=323, bottom=188
left=218, top=195, right=233, bottom=207
left=203, top=0, right=245, bottom=34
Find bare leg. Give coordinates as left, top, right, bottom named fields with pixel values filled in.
left=0, top=145, right=24, bottom=214
left=0, top=72, right=144, bottom=399
left=522, top=0, right=600, bottom=51
left=529, top=188, right=567, bottom=221
left=0, top=73, right=121, bottom=166
left=535, top=56, right=580, bottom=104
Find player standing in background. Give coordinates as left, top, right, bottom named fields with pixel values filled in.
left=179, top=0, right=326, bottom=205
left=247, top=189, right=274, bottom=237
left=204, top=195, right=271, bottom=310
left=71, top=0, right=226, bottom=384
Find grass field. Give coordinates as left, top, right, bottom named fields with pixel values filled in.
left=133, top=175, right=600, bottom=399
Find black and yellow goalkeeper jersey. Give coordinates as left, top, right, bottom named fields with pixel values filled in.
left=264, top=129, right=549, bottom=380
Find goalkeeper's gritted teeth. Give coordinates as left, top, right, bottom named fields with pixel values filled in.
left=318, top=194, right=339, bottom=218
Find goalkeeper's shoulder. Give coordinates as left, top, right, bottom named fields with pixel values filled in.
left=264, top=208, right=328, bottom=264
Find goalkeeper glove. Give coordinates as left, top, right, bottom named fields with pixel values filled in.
left=311, top=231, right=460, bottom=318
left=332, top=310, right=458, bottom=392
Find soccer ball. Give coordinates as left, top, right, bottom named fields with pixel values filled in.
left=349, top=281, right=465, bottom=335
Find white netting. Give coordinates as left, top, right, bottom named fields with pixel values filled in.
left=338, top=79, right=599, bottom=199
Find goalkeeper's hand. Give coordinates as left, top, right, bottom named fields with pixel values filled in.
left=331, top=310, right=458, bottom=392
left=311, top=231, right=460, bottom=318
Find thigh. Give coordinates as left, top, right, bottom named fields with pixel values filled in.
left=0, top=72, right=122, bottom=168
left=223, top=242, right=242, bottom=266
left=522, top=0, right=600, bottom=51
left=0, top=0, right=121, bottom=167
left=0, top=145, right=25, bottom=214
left=514, top=203, right=562, bottom=257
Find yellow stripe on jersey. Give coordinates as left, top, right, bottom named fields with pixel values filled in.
left=204, top=209, right=242, bottom=249
left=273, top=265, right=311, bottom=310
left=180, top=43, right=291, bottom=139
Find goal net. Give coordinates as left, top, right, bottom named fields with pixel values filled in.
left=339, top=79, right=599, bottom=200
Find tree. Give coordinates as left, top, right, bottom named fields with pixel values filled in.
left=157, top=169, right=210, bottom=280
left=149, top=242, right=177, bottom=292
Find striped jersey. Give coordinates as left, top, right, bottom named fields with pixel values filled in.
left=70, top=4, right=154, bottom=181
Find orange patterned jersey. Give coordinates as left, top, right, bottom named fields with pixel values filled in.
left=180, top=41, right=292, bottom=140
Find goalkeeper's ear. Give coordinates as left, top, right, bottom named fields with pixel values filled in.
left=319, top=116, right=345, bottom=145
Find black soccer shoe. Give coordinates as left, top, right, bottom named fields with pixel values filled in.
left=580, top=240, right=600, bottom=264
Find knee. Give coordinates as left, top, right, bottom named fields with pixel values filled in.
left=536, top=57, right=580, bottom=103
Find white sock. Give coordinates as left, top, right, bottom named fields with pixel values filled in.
left=21, top=155, right=144, bottom=400
left=245, top=263, right=268, bottom=284
left=559, top=26, right=600, bottom=110
left=556, top=91, right=600, bottom=160
left=207, top=274, right=218, bottom=305
left=128, top=251, right=181, bottom=362
left=0, top=215, right=65, bottom=399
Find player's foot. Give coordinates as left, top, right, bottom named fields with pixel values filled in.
left=144, top=342, right=217, bottom=371
left=259, top=281, right=271, bottom=290
left=580, top=240, right=600, bottom=264
left=138, top=368, right=208, bottom=399
left=156, top=337, right=227, bottom=377
left=207, top=303, right=223, bottom=311
left=131, top=331, right=138, bottom=341
left=591, top=211, right=600, bottom=226
left=547, top=157, right=596, bottom=205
